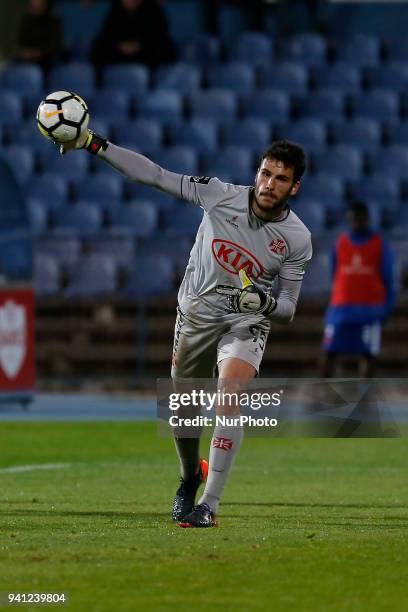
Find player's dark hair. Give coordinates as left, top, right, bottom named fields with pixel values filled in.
left=349, top=201, right=369, bottom=216
left=260, top=140, right=306, bottom=182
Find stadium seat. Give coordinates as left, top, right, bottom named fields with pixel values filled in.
left=139, top=234, right=193, bottom=271
left=87, top=236, right=135, bottom=269
left=206, top=62, right=255, bottom=94
left=229, top=32, right=273, bottom=67
left=31, top=173, right=69, bottom=209
left=300, top=173, right=345, bottom=214
left=242, top=89, right=290, bottom=122
left=155, top=146, right=198, bottom=176
left=368, top=62, right=408, bottom=92
left=36, top=236, right=81, bottom=271
left=258, top=62, right=308, bottom=95
left=163, top=203, right=204, bottom=236
left=35, top=254, right=60, bottom=296
left=47, top=150, right=89, bottom=184
left=112, top=119, right=162, bottom=154
left=277, top=119, right=327, bottom=153
left=125, top=183, right=177, bottom=210
left=332, top=118, right=381, bottom=152
left=53, top=201, right=102, bottom=235
left=295, top=198, right=326, bottom=231
left=385, top=37, right=408, bottom=62
left=5, top=145, right=34, bottom=184
left=201, top=146, right=253, bottom=185
left=301, top=253, right=331, bottom=297
left=65, top=254, right=117, bottom=297
left=137, top=90, right=183, bottom=124
left=222, top=118, right=271, bottom=154
left=372, top=144, right=408, bottom=177
left=27, top=198, right=48, bottom=234
left=298, top=90, right=345, bottom=121
left=109, top=201, right=158, bottom=237
left=154, top=63, right=201, bottom=94
left=189, top=89, right=237, bottom=122
left=314, top=145, right=363, bottom=181
left=350, top=173, right=400, bottom=206
left=311, top=62, right=362, bottom=94
left=282, top=33, right=327, bottom=66
left=351, top=89, right=399, bottom=122
left=122, top=254, right=174, bottom=297
left=387, top=120, right=408, bottom=145
left=48, top=62, right=96, bottom=98
left=80, top=173, right=123, bottom=209
left=0, top=91, right=24, bottom=125
left=168, top=118, right=219, bottom=153
left=0, top=63, right=43, bottom=96
left=334, top=34, right=381, bottom=67
left=103, top=64, right=149, bottom=96
left=179, top=35, right=221, bottom=66
left=12, top=121, right=55, bottom=159
left=90, top=90, right=130, bottom=121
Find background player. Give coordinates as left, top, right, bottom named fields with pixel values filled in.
left=59, top=127, right=312, bottom=528
left=321, top=201, right=396, bottom=378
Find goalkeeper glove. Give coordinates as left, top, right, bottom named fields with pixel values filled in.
left=216, top=270, right=277, bottom=316
left=59, top=130, right=108, bottom=156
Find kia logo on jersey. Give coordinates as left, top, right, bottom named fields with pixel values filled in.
left=212, top=239, right=265, bottom=278
left=0, top=300, right=26, bottom=379
left=269, top=238, right=286, bottom=254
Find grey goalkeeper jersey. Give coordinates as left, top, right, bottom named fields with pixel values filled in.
left=101, top=144, right=313, bottom=323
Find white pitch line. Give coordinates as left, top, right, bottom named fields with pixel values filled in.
left=0, top=463, right=71, bottom=474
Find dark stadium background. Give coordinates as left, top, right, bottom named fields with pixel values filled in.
left=0, top=0, right=408, bottom=395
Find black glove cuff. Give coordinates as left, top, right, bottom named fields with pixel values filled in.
left=85, top=131, right=108, bottom=155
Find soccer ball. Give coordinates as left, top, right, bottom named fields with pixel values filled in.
left=36, top=91, right=89, bottom=143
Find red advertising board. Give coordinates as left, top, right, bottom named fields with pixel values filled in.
left=0, top=288, right=35, bottom=392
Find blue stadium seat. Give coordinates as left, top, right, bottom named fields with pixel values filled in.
left=351, top=90, right=399, bottom=122
left=0, top=63, right=43, bottom=95
left=277, top=119, right=326, bottom=153
left=295, top=198, right=326, bottom=231
left=53, top=201, right=102, bottom=235
left=0, top=91, right=24, bottom=125
left=229, top=32, right=273, bottom=67
left=87, top=236, right=135, bottom=269
left=138, top=90, right=183, bottom=124
left=394, top=207, right=408, bottom=230
left=282, top=33, right=327, bottom=66
left=385, top=37, right=408, bottom=62
left=80, top=173, right=123, bottom=208
left=109, top=201, right=158, bottom=237
left=125, top=183, right=177, bottom=210
left=314, top=145, right=363, bottom=181
left=139, top=234, right=193, bottom=271
left=388, top=120, right=408, bottom=145
left=31, top=173, right=69, bottom=208
left=65, top=254, right=117, bottom=297
left=103, top=64, right=149, bottom=96
left=332, top=118, right=381, bottom=152
left=311, top=62, right=362, bottom=93
left=335, top=34, right=380, bottom=67
left=112, top=119, right=163, bottom=154
left=242, top=89, right=290, bottom=122
left=35, top=254, right=60, bottom=296
left=154, top=63, right=201, bottom=94
left=155, top=146, right=198, bottom=176
left=122, top=254, right=174, bottom=297
left=168, top=118, right=219, bottom=153
left=259, top=62, right=308, bottom=95
left=12, top=121, right=55, bottom=159
left=299, top=90, right=345, bottom=121
left=189, top=89, right=237, bottom=122
left=5, top=145, right=34, bottom=184
left=300, top=173, right=344, bottom=214
left=222, top=118, right=271, bottom=154
left=164, top=204, right=203, bottom=236
left=206, top=62, right=255, bottom=94
left=90, top=90, right=130, bottom=120
left=301, top=253, right=331, bottom=297
left=179, top=35, right=221, bottom=66
left=373, top=144, right=408, bottom=177
left=27, top=198, right=48, bottom=234
left=350, top=173, right=400, bottom=206
left=48, top=62, right=96, bottom=98
left=47, top=150, right=89, bottom=184
left=36, top=236, right=81, bottom=271
left=202, top=146, right=253, bottom=185
left=369, top=62, right=408, bottom=92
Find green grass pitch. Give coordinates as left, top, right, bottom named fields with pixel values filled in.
left=0, top=421, right=407, bottom=611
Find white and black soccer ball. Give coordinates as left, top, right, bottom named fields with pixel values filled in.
left=36, top=91, right=89, bottom=143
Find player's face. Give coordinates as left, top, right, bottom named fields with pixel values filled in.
left=253, top=158, right=300, bottom=219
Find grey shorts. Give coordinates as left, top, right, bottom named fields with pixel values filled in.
left=171, top=307, right=270, bottom=379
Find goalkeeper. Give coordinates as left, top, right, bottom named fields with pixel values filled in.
left=61, top=127, right=312, bottom=528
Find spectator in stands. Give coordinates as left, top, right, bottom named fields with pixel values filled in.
left=91, top=0, right=175, bottom=69
left=15, top=0, right=64, bottom=70
left=321, top=202, right=396, bottom=378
